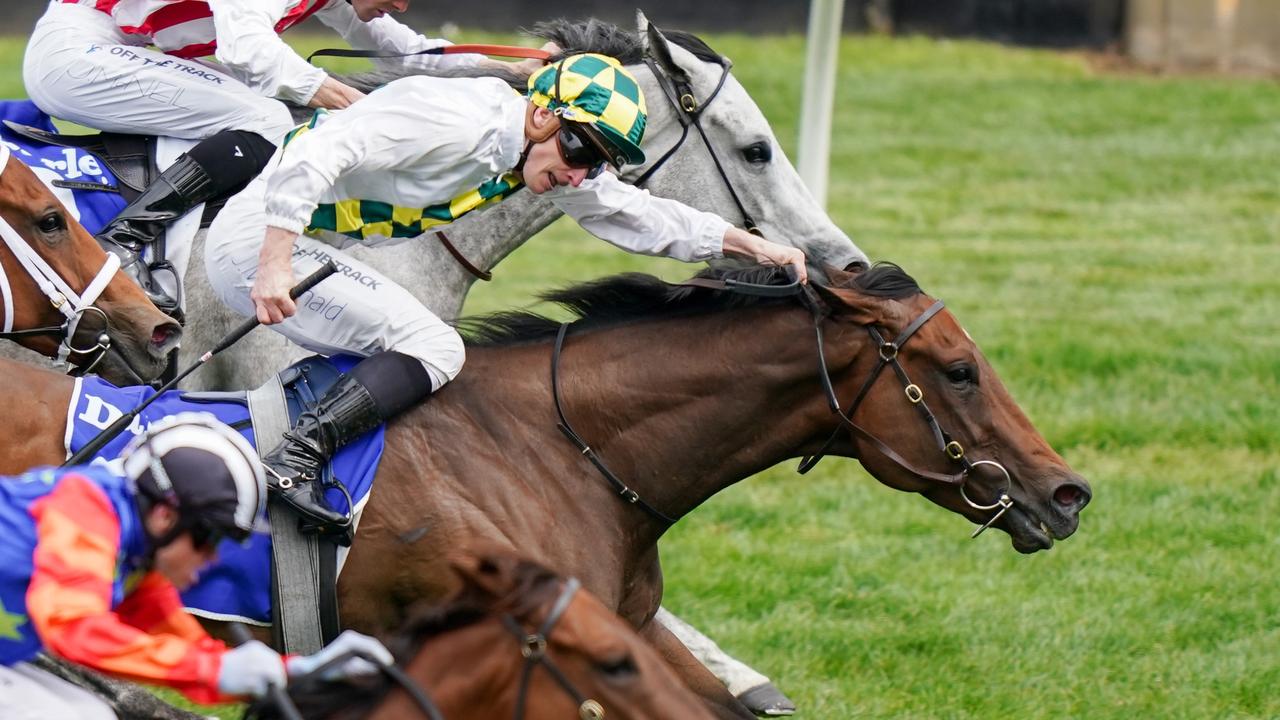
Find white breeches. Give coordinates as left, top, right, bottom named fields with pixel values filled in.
left=206, top=171, right=466, bottom=390
left=0, top=662, right=117, bottom=720
left=22, top=2, right=295, bottom=143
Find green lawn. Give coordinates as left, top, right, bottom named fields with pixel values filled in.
left=5, top=29, right=1280, bottom=719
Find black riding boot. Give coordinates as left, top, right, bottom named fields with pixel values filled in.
left=96, top=154, right=216, bottom=317
left=263, top=373, right=383, bottom=533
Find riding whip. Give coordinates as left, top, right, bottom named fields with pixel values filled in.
left=63, top=261, right=338, bottom=467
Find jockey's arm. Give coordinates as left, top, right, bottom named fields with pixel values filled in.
left=548, top=172, right=809, bottom=281
left=211, top=0, right=330, bottom=105
left=25, top=475, right=231, bottom=705
left=254, top=103, right=415, bottom=322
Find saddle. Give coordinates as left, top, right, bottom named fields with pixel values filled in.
left=184, top=356, right=354, bottom=655
left=2, top=120, right=226, bottom=224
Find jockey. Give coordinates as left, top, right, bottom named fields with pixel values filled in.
left=0, top=413, right=392, bottom=718
left=204, top=53, right=809, bottom=531
left=22, top=0, right=526, bottom=317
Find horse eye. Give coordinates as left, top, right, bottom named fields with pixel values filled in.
left=594, top=653, right=638, bottom=680
left=946, top=364, right=978, bottom=385
left=742, top=141, right=772, bottom=164
left=37, top=212, right=66, bottom=234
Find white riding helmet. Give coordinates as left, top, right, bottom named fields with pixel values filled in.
left=121, top=412, right=266, bottom=545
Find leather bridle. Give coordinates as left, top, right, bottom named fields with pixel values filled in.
left=286, top=577, right=600, bottom=720
left=0, top=143, right=122, bottom=373
left=634, top=38, right=759, bottom=234
left=502, top=577, right=606, bottom=720
left=551, top=276, right=1015, bottom=538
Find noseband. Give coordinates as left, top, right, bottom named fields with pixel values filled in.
left=0, top=143, right=120, bottom=372
left=551, top=276, right=1015, bottom=538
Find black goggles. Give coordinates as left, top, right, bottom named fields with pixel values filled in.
left=188, top=519, right=243, bottom=551
left=555, top=124, right=610, bottom=176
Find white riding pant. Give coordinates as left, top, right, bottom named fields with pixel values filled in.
left=206, top=169, right=466, bottom=390
left=0, top=662, right=117, bottom=720
left=23, top=2, right=295, bottom=143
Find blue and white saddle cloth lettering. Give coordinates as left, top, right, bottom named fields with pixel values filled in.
left=0, top=100, right=126, bottom=234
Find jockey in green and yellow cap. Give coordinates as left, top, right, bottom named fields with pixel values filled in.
left=524, top=53, right=648, bottom=172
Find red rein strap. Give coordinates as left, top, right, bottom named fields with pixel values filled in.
left=306, top=44, right=552, bottom=63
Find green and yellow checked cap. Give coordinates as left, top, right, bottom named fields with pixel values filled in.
left=527, top=53, right=647, bottom=166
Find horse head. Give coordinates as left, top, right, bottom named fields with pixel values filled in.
left=277, top=551, right=712, bottom=720
left=631, top=12, right=868, bottom=278
left=811, top=263, right=1091, bottom=553
left=0, top=148, right=180, bottom=383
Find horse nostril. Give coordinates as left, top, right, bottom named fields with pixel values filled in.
left=151, top=323, right=181, bottom=347
left=1053, top=483, right=1090, bottom=512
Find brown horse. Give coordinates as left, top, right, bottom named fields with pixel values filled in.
left=0, top=146, right=180, bottom=384
left=0, top=263, right=1091, bottom=719
left=253, top=551, right=714, bottom=720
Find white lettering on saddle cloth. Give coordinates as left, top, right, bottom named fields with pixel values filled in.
left=78, top=393, right=146, bottom=437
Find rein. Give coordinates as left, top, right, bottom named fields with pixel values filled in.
left=0, top=143, right=120, bottom=371
left=550, top=275, right=1015, bottom=538
left=306, top=43, right=552, bottom=64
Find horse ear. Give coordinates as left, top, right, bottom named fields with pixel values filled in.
left=449, top=551, right=518, bottom=601
left=813, top=281, right=893, bottom=327
left=821, top=262, right=861, bottom=289
left=635, top=9, right=651, bottom=40
left=640, top=15, right=689, bottom=82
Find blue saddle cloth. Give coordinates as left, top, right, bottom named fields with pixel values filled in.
left=65, top=355, right=387, bottom=624
left=0, top=99, right=126, bottom=235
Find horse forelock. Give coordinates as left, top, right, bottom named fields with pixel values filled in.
left=530, top=18, right=644, bottom=63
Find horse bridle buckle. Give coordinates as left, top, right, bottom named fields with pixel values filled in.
left=904, top=384, right=923, bottom=404
left=521, top=633, right=547, bottom=659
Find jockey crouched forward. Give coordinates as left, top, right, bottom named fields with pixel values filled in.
left=23, top=0, right=525, bottom=316
left=204, top=53, right=809, bottom=533
left=0, top=414, right=391, bottom=719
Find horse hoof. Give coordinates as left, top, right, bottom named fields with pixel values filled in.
left=737, top=682, right=796, bottom=716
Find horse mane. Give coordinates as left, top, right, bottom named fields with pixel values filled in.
left=306, top=17, right=724, bottom=102
left=261, top=553, right=564, bottom=720
left=458, top=262, right=922, bottom=347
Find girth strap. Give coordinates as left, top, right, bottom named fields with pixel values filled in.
left=247, top=375, right=340, bottom=654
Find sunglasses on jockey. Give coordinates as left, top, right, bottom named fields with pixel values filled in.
left=187, top=513, right=257, bottom=551
left=554, top=122, right=615, bottom=179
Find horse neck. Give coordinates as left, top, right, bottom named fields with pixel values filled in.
left=0, top=355, right=77, bottom=473
left=448, top=306, right=841, bottom=535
